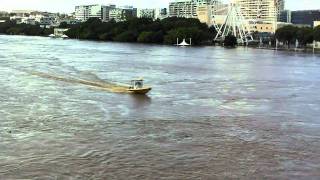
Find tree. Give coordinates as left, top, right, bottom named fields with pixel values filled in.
left=113, top=30, right=138, bottom=42
left=275, top=25, right=298, bottom=48
left=59, top=22, right=69, bottom=28
left=137, top=31, right=163, bottom=43
left=62, top=17, right=215, bottom=44
left=224, top=34, right=237, bottom=47
left=99, top=32, right=113, bottom=41
left=164, top=27, right=209, bottom=45
left=314, top=26, right=320, bottom=42
left=296, top=27, right=314, bottom=47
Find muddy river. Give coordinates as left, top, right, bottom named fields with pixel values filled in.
left=0, top=35, right=320, bottom=179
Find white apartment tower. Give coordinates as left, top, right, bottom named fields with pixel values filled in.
left=169, top=0, right=198, bottom=18
left=169, top=0, right=222, bottom=23
left=75, top=5, right=103, bottom=22
left=233, top=0, right=285, bottom=23
left=137, top=9, right=156, bottom=19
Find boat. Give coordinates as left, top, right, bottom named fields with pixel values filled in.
left=61, top=34, right=69, bottom=39
left=48, top=34, right=69, bottom=39
left=128, top=79, right=152, bottom=94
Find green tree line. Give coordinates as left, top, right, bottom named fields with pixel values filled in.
left=64, top=17, right=216, bottom=45
left=0, top=20, right=53, bottom=36
left=275, top=25, right=320, bottom=48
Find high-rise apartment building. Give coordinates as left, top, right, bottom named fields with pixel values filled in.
left=197, top=5, right=212, bottom=25
left=291, top=10, right=320, bottom=27
left=279, top=10, right=291, bottom=23
left=137, top=8, right=168, bottom=20
left=109, top=6, right=137, bottom=22
left=137, top=9, right=156, bottom=19
left=233, top=0, right=284, bottom=23
left=169, top=0, right=198, bottom=18
left=102, top=5, right=116, bottom=22
left=279, top=9, right=320, bottom=27
left=169, top=0, right=222, bottom=25
left=75, top=5, right=103, bottom=22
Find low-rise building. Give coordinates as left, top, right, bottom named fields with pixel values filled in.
left=276, top=22, right=310, bottom=29
left=314, top=21, right=320, bottom=27
left=10, top=11, right=59, bottom=28
left=54, top=28, right=69, bottom=37
left=254, top=23, right=275, bottom=33
left=11, top=10, right=35, bottom=17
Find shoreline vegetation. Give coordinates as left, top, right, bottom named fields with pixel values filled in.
left=0, top=17, right=320, bottom=52
left=63, top=17, right=216, bottom=45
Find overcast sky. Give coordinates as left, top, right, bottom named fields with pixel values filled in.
left=1, top=0, right=319, bottom=13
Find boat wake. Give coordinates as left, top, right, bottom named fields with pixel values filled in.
left=26, top=71, right=130, bottom=93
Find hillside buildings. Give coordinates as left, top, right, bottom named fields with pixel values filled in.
left=10, top=11, right=58, bottom=27
left=5, top=10, right=77, bottom=27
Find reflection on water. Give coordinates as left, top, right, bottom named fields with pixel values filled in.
left=130, top=94, right=152, bottom=107
left=0, top=35, right=320, bottom=179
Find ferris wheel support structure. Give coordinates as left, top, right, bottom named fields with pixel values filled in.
left=213, top=2, right=254, bottom=44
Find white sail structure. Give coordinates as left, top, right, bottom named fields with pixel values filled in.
left=176, top=38, right=192, bottom=46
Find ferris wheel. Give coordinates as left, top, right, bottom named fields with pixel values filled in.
left=213, top=0, right=265, bottom=44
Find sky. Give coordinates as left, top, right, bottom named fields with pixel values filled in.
left=1, top=0, right=319, bottom=13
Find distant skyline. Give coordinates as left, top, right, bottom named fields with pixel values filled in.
left=1, top=0, right=319, bottom=13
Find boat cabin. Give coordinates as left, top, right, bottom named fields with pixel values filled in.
left=128, top=78, right=152, bottom=94
left=130, top=79, right=144, bottom=90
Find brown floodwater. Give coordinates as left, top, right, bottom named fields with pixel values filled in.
left=0, top=35, right=320, bottom=179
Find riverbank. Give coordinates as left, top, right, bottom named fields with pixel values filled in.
left=0, top=21, right=53, bottom=36
left=2, top=33, right=320, bottom=55
left=252, top=46, right=320, bottom=54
